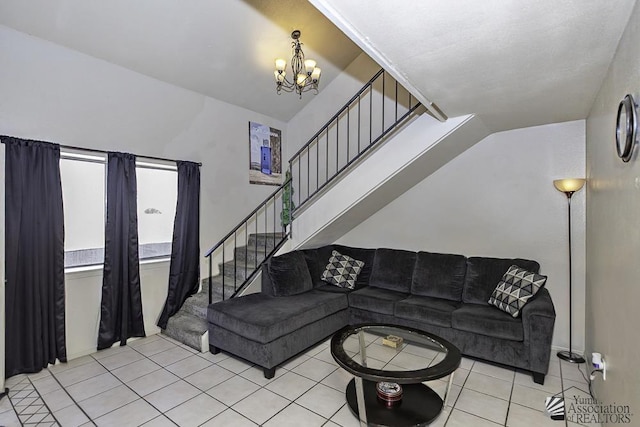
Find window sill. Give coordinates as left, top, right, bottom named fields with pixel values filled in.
left=65, top=257, right=171, bottom=275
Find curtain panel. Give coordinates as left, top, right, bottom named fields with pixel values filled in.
left=157, top=161, right=201, bottom=329
left=98, top=152, right=145, bottom=350
left=3, top=136, right=67, bottom=377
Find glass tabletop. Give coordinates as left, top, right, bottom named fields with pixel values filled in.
left=330, top=324, right=461, bottom=384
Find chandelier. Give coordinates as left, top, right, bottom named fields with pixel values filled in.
left=274, top=30, right=321, bottom=98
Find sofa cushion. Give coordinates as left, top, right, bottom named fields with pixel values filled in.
left=395, top=296, right=460, bottom=327
left=303, top=245, right=376, bottom=290
left=321, top=250, right=365, bottom=290
left=452, top=303, right=524, bottom=341
left=348, top=287, right=409, bottom=315
left=302, top=246, right=336, bottom=288
left=488, top=265, right=548, bottom=317
left=208, top=290, right=348, bottom=343
left=266, top=251, right=314, bottom=297
left=411, top=252, right=467, bottom=301
left=462, top=257, right=540, bottom=305
left=369, top=249, right=417, bottom=293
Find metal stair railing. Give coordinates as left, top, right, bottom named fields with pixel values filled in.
left=205, top=69, right=421, bottom=304
left=205, top=176, right=292, bottom=304
left=289, top=69, right=422, bottom=210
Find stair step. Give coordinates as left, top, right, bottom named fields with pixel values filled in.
left=182, top=287, right=230, bottom=319
left=162, top=311, right=208, bottom=351
left=234, top=245, right=268, bottom=265
left=219, top=260, right=254, bottom=282
left=247, top=232, right=285, bottom=250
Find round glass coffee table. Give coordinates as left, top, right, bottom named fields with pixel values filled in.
left=331, top=324, right=461, bottom=427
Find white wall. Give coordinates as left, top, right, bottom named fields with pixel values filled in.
left=65, top=261, right=169, bottom=359
left=585, top=0, right=640, bottom=418
left=0, top=25, right=286, bottom=360
left=337, top=120, right=586, bottom=351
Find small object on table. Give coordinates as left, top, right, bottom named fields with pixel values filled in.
left=382, top=334, right=403, bottom=348
left=376, top=382, right=403, bottom=407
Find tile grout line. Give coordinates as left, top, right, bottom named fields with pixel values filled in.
left=16, top=375, right=65, bottom=427
left=502, top=370, right=517, bottom=426
left=91, top=337, right=221, bottom=426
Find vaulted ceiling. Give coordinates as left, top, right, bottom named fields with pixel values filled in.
left=1, top=0, right=636, bottom=131
left=311, top=0, right=637, bottom=131
left=0, top=0, right=362, bottom=122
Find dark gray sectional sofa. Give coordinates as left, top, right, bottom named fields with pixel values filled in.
left=207, top=244, right=555, bottom=384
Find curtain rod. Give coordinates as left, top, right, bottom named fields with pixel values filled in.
left=1, top=136, right=202, bottom=166
left=58, top=143, right=202, bottom=167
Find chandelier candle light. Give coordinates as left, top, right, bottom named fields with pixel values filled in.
left=274, top=30, right=321, bottom=98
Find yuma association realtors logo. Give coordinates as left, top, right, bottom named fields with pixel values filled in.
left=545, top=388, right=633, bottom=424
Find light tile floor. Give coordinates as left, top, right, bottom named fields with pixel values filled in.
left=0, top=334, right=598, bottom=427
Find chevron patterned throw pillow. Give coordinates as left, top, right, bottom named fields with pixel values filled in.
left=321, top=250, right=365, bottom=290
left=488, top=265, right=547, bottom=317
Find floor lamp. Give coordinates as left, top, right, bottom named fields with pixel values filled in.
left=553, top=178, right=585, bottom=364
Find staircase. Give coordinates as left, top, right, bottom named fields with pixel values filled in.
left=162, top=68, right=456, bottom=350
left=162, top=233, right=283, bottom=351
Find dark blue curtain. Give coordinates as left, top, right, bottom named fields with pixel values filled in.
left=157, top=161, right=200, bottom=329
left=3, top=136, right=67, bottom=377
left=98, top=152, right=145, bottom=350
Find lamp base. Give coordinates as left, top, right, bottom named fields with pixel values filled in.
left=557, top=350, right=585, bottom=364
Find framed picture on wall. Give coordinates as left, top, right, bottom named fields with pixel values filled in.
left=249, top=121, right=282, bottom=186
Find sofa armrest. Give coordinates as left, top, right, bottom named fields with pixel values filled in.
left=521, top=288, right=556, bottom=375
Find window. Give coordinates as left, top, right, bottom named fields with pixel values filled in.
left=60, top=153, right=106, bottom=268
left=60, top=152, right=177, bottom=269
left=136, top=161, right=177, bottom=260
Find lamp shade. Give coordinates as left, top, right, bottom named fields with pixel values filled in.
left=553, top=178, right=586, bottom=193
left=275, top=59, right=286, bottom=71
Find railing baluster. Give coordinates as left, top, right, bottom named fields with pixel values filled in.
left=336, top=117, right=339, bottom=174
left=358, top=95, right=361, bottom=153
left=222, top=244, right=225, bottom=301
left=326, top=131, right=329, bottom=183
left=369, top=85, right=373, bottom=145
left=208, top=255, right=212, bottom=305
left=347, top=107, right=350, bottom=163
left=316, top=137, right=319, bottom=193
left=307, top=146, right=310, bottom=199
left=244, top=222, right=248, bottom=290
left=298, top=157, right=301, bottom=205
left=382, top=71, right=385, bottom=133
left=255, top=214, right=258, bottom=269
left=395, top=78, right=398, bottom=122
left=233, top=231, right=237, bottom=293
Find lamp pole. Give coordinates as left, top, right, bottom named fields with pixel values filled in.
left=553, top=178, right=585, bottom=364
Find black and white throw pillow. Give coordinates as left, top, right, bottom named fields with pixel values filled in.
left=321, top=250, right=365, bottom=290
left=488, top=265, right=547, bottom=317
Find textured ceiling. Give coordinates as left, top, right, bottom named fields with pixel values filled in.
left=310, top=0, right=636, bottom=131
left=0, top=0, right=362, bottom=121
left=1, top=0, right=635, bottom=130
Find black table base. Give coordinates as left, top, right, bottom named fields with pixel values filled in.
left=345, top=379, right=443, bottom=427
